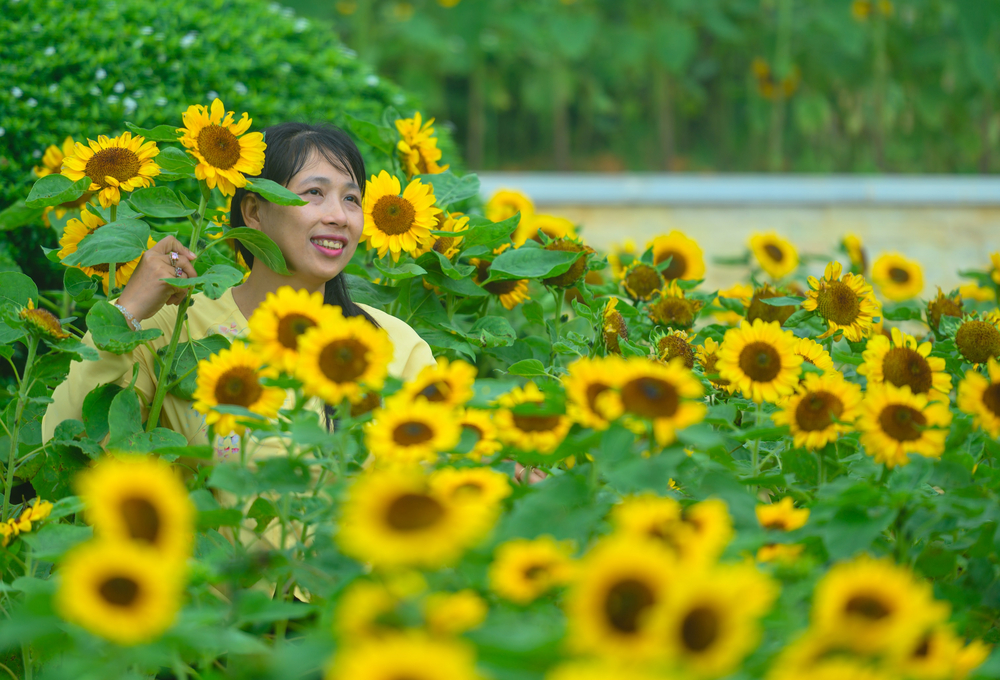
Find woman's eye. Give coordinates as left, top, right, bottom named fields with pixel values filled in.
left=345, top=195, right=360, bottom=204
left=307, top=189, right=321, bottom=196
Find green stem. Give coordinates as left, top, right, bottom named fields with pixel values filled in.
left=60, top=288, right=71, bottom=321
left=189, top=185, right=210, bottom=252
left=750, top=402, right=764, bottom=478
left=549, top=287, right=564, bottom=365
left=145, top=296, right=192, bottom=432
left=109, top=204, right=117, bottom=223
left=109, top=262, right=117, bottom=298
left=2, top=336, right=38, bottom=521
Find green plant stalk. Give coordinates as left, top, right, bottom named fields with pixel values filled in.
left=2, top=335, right=38, bottom=522
left=109, top=262, right=117, bottom=298
left=549, top=287, right=564, bottom=364
left=751, top=401, right=764, bottom=478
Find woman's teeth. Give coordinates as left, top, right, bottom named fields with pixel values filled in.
left=312, top=238, right=344, bottom=249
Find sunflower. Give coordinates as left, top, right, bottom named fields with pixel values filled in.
left=621, top=262, right=664, bottom=302
left=545, top=660, right=665, bottom=680
left=858, top=384, right=952, bottom=467
left=61, top=132, right=161, bottom=207
left=713, top=282, right=753, bottom=325
left=34, top=135, right=76, bottom=177
left=362, top=170, right=441, bottom=262
left=773, top=372, right=863, bottom=450
left=755, top=497, right=809, bottom=531
left=456, top=408, right=503, bottom=461
left=429, top=466, right=511, bottom=509
left=177, top=98, right=266, bottom=197
left=608, top=239, right=637, bottom=278
left=542, top=237, right=595, bottom=288
left=414, top=211, right=468, bottom=260
left=926, top=288, right=964, bottom=332
left=655, top=329, right=695, bottom=369
left=859, top=327, right=952, bottom=400
left=756, top=544, right=805, bottom=563
left=871, top=252, right=923, bottom=302
left=56, top=540, right=182, bottom=645
left=954, top=312, right=1000, bottom=365
left=192, top=341, right=286, bottom=436
left=647, top=280, right=703, bottom=330
left=842, top=233, right=867, bottom=274
left=485, top=188, right=535, bottom=224
left=610, top=492, right=682, bottom=542
left=19, top=300, right=68, bottom=340
left=472, top=257, right=530, bottom=310
left=770, top=655, right=894, bottom=680
left=749, top=232, right=798, bottom=279
left=802, top=261, right=881, bottom=341
left=296, top=316, right=394, bottom=406
left=716, top=319, right=802, bottom=403
left=794, top=337, right=836, bottom=376
left=337, top=469, right=493, bottom=569
left=77, top=455, right=194, bottom=562
left=513, top=213, right=577, bottom=247
left=326, top=631, right=479, bottom=680
left=488, top=535, right=576, bottom=605
left=395, top=111, right=449, bottom=179
left=366, top=397, right=462, bottom=467
left=563, top=356, right=625, bottom=430
left=493, top=382, right=572, bottom=454
left=335, top=580, right=400, bottom=639
left=611, top=495, right=732, bottom=566
left=677, top=499, right=734, bottom=565
left=602, top=297, right=629, bottom=354
left=58, top=206, right=154, bottom=292
left=957, top=359, right=1000, bottom=438
left=746, top=283, right=798, bottom=325
left=959, top=282, right=995, bottom=302
left=565, top=536, right=676, bottom=659
left=422, top=590, right=487, bottom=635
left=696, top=338, right=734, bottom=393
left=899, top=625, right=991, bottom=680
left=811, top=555, right=949, bottom=656
left=247, top=286, right=343, bottom=373
left=398, top=357, right=476, bottom=408
left=648, top=231, right=706, bottom=281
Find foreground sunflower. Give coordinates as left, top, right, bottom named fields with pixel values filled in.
left=398, top=357, right=476, bottom=408
left=603, top=357, right=706, bottom=446
left=756, top=497, right=809, bottom=531
left=957, top=359, right=1000, bottom=438
left=488, top=535, right=576, bottom=604
left=61, top=132, right=161, bottom=207
left=485, top=188, right=535, bottom=224
left=429, top=466, right=511, bottom=510
left=296, top=316, right=394, bottom=405
left=362, top=170, right=441, bottom=261
left=647, top=280, right=703, bottom=330
left=858, top=327, right=952, bottom=399
left=493, top=383, right=572, bottom=454
left=192, top=341, right=286, bottom=436
left=621, top=262, right=664, bottom=302
left=858, top=384, right=953, bottom=467
left=872, top=252, right=924, bottom=301
left=513, top=213, right=577, bottom=247
left=77, top=456, right=195, bottom=562
left=773, top=372, right=863, bottom=450
left=749, top=232, right=798, bottom=279
left=366, top=397, right=462, bottom=467
left=395, top=111, right=449, bottom=179
left=472, top=257, right=531, bottom=310
left=57, top=540, right=182, bottom=645
left=326, top=632, right=479, bottom=680
left=648, top=231, right=705, bottom=281
left=953, top=312, right=1000, bottom=365
left=247, top=287, right=343, bottom=373
left=177, top=98, right=266, bottom=196
left=422, top=590, right=488, bottom=636
left=716, top=319, right=802, bottom=403
left=802, top=261, right=880, bottom=341
left=58, top=207, right=154, bottom=292
left=696, top=338, right=734, bottom=393
left=456, top=408, right=503, bottom=461
left=563, top=356, right=624, bottom=429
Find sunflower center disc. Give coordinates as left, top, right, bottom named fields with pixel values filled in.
left=524, top=564, right=548, bottom=581
left=955, top=320, right=1000, bottom=364
left=483, top=278, right=520, bottom=296
left=703, top=354, right=730, bottom=386
left=196, top=124, right=242, bottom=169
left=738, top=342, right=782, bottom=382
left=625, top=265, right=661, bottom=299
left=386, top=493, right=444, bottom=531
left=983, top=383, right=1000, bottom=417
left=277, top=313, right=316, bottom=349
left=652, top=297, right=696, bottom=328
left=878, top=404, right=926, bottom=442
left=121, top=497, right=161, bottom=544
left=372, top=194, right=417, bottom=236
left=214, top=367, right=263, bottom=407
left=620, top=377, right=679, bottom=418
left=845, top=594, right=891, bottom=620
left=659, top=336, right=693, bottom=368
left=418, top=382, right=448, bottom=402
left=318, top=338, right=369, bottom=383
left=681, top=605, right=720, bottom=652
left=763, top=243, right=785, bottom=263
left=603, top=578, right=655, bottom=634
left=882, top=347, right=933, bottom=393
left=816, top=281, right=861, bottom=326
left=392, top=421, right=434, bottom=446
left=99, top=575, right=140, bottom=607
left=889, top=267, right=910, bottom=283
left=656, top=250, right=687, bottom=280
left=433, top=236, right=456, bottom=254
left=85, top=147, right=141, bottom=189
left=585, top=383, right=611, bottom=412
left=794, top=390, right=844, bottom=432
left=511, top=411, right=562, bottom=433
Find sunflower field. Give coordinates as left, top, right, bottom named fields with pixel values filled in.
left=4, top=91, right=1000, bottom=680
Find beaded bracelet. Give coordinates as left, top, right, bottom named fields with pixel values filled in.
left=112, top=303, right=142, bottom=331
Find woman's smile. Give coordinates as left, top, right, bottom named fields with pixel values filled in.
left=310, top=234, right=349, bottom=257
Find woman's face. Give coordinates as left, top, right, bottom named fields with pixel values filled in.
left=244, top=150, right=364, bottom=288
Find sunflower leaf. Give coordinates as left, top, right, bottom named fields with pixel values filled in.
left=124, top=121, right=182, bottom=142
left=882, top=300, right=923, bottom=321
left=107, top=386, right=143, bottom=445
left=156, top=146, right=197, bottom=175
left=128, top=186, right=197, bottom=218
left=344, top=114, right=397, bottom=156
left=0, top=200, right=44, bottom=231
left=21, top=524, right=93, bottom=561
left=161, top=264, right=244, bottom=299
left=461, top=214, right=520, bottom=248
left=244, top=177, right=308, bottom=206
left=215, top=227, right=289, bottom=275
left=469, top=315, right=516, bottom=348
left=25, top=175, right=92, bottom=209
left=155, top=334, right=232, bottom=402
left=61, top=218, right=150, bottom=268
left=416, top=171, right=480, bottom=208
left=87, top=300, right=163, bottom=354
left=484, top=247, right=581, bottom=283
left=759, top=296, right=803, bottom=306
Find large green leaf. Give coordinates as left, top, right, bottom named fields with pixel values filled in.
left=86, top=300, right=162, bottom=354
left=0, top=272, right=38, bottom=345
left=245, top=177, right=308, bottom=206
left=124, top=121, right=182, bottom=142
left=156, top=334, right=232, bottom=401
left=206, top=227, right=288, bottom=275
left=415, top=171, right=480, bottom=207
left=129, top=186, right=197, bottom=218
left=462, top=214, right=520, bottom=248
left=61, top=218, right=150, bottom=268
left=344, top=114, right=397, bottom=156
left=25, top=175, right=92, bottom=208
left=156, top=146, right=196, bottom=175
left=108, top=386, right=143, bottom=445
left=162, top=264, right=243, bottom=300
left=485, top=246, right=581, bottom=282
left=0, top=200, right=44, bottom=231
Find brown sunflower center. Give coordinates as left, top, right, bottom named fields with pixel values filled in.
left=214, top=366, right=263, bottom=407
left=701, top=354, right=730, bottom=387
left=845, top=594, right=891, bottom=620
left=318, top=338, right=369, bottom=383
left=385, top=493, right=444, bottom=532
left=603, top=578, right=656, bottom=634
left=624, top=264, right=662, bottom=300
left=120, top=497, right=161, bottom=544
left=392, top=421, right=435, bottom=446
left=99, top=575, right=140, bottom=607
left=483, top=278, right=521, bottom=296
left=763, top=243, right=785, bottom=263
left=524, top=564, right=548, bottom=581
left=350, top=391, right=382, bottom=417
left=983, top=383, right=1000, bottom=417
left=372, top=195, right=416, bottom=236
left=738, top=342, right=782, bottom=382
left=85, top=147, right=141, bottom=189
left=620, top=377, right=679, bottom=419
left=585, top=382, right=611, bottom=412
left=433, top=236, right=456, bottom=255
left=649, top=297, right=700, bottom=329
left=276, top=313, right=316, bottom=350
left=681, top=605, right=720, bottom=652
left=955, top=320, right=1000, bottom=365
left=656, top=250, right=687, bottom=280
left=816, top=281, right=861, bottom=325
left=878, top=404, right=927, bottom=442
left=658, top=335, right=694, bottom=368
left=888, top=267, right=910, bottom=283
left=418, top=382, right=448, bottom=402
left=462, top=423, right=483, bottom=442
left=511, top=409, right=562, bottom=433
left=794, top=390, right=844, bottom=432
left=882, top=347, right=933, bottom=394
left=196, top=124, right=242, bottom=170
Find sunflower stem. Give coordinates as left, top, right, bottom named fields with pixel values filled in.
left=190, top=184, right=211, bottom=252
left=145, top=296, right=192, bottom=432
left=750, top=401, right=763, bottom=478
left=549, top=287, right=564, bottom=365
left=2, top=335, right=37, bottom=522
left=109, top=204, right=117, bottom=224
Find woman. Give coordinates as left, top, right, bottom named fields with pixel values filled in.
left=42, top=122, right=435, bottom=454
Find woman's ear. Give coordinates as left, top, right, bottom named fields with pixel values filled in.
left=241, top=193, right=262, bottom=230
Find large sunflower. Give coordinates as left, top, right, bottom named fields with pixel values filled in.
left=802, top=261, right=881, bottom=341
left=335, top=580, right=400, bottom=640
left=429, top=466, right=511, bottom=510
left=326, top=632, right=479, bottom=680
left=177, top=98, right=266, bottom=197
left=366, top=397, right=462, bottom=467
left=56, top=540, right=182, bottom=645
left=192, top=341, right=286, bottom=436
left=621, top=262, right=664, bottom=302
left=859, top=384, right=952, bottom=467
left=76, top=456, right=194, bottom=563
left=362, top=170, right=441, bottom=261
left=485, top=188, right=535, bottom=224
left=957, top=359, right=1000, bottom=438
left=648, top=231, right=705, bottom=281
left=296, top=316, right=394, bottom=406
left=493, top=382, right=572, bottom=455
left=513, top=213, right=577, bottom=247
left=794, top=336, right=836, bottom=376
left=398, top=357, right=476, bottom=409
left=395, top=111, right=449, bottom=179
left=716, top=319, right=802, bottom=403
left=749, top=232, right=799, bottom=279
left=61, top=132, right=160, bottom=207
left=773, top=372, right=862, bottom=450
left=58, top=207, right=154, bottom=292
left=696, top=338, right=735, bottom=394
left=858, top=327, right=952, bottom=400
left=872, top=252, right=924, bottom=301
left=954, top=312, right=1000, bottom=365
left=247, top=286, right=343, bottom=373
left=472, top=257, right=531, bottom=310
left=563, top=356, right=625, bottom=430
left=647, top=280, right=703, bottom=330
left=456, top=408, right=504, bottom=462
left=488, top=535, right=576, bottom=604
left=336, top=469, right=493, bottom=569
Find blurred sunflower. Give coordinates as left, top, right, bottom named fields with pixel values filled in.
left=177, top=98, right=266, bottom=197
left=773, top=372, right=862, bottom=450
left=713, top=282, right=753, bottom=325
left=335, top=580, right=400, bottom=639
left=456, top=408, right=503, bottom=461
left=611, top=495, right=732, bottom=566
left=398, top=357, right=476, bottom=409
left=366, top=397, right=462, bottom=466
left=647, top=280, right=703, bottom=330
left=607, top=239, right=637, bottom=277
left=954, top=312, right=1000, bottom=365
left=872, top=253, right=924, bottom=301
left=429, top=466, right=511, bottom=509
left=716, top=319, right=802, bottom=403
left=61, top=132, right=160, bottom=207
left=859, top=327, right=951, bottom=400
left=696, top=338, right=734, bottom=393
left=489, top=535, right=576, bottom=605
left=603, top=357, right=706, bottom=446
left=473, top=258, right=530, bottom=310
left=755, top=497, right=809, bottom=531
left=926, top=288, right=964, bottom=332
left=34, top=135, right=76, bottom=177
left=563, top=356, right=624, bottom=430
left=749, top=232, right=798, bottom=279
left=957, top=359, right=1000, bottom=438
left=513, top=213, right=577, bottom=247
left=395, top=111, right=449, bottom=179
left=793, top=337, right=836, bottom=376
left=422, top=590, right=487, bottom=636
left=858, top=384, right=952, bottom=467
left=493, top=382, right=572, bottom=454
left=621, top=262, right=664, bottom=302
left=842, top=233, right=867, bottom=274
left=990, top=252, right=1000, bottom=285
left=58, top=206, right=155, bottom=292
left=414, top=211, right=468, bottom=260
left=655, top=329, right=695, bottom=368
left=542, top=237, right=595, bottom=288
left=19, top=300, right=68, bottom=340
left=959, top=282, right=994, bottom=302
left=247, top=286, right=342, bottom=373
left=296, top=316, right=394, bottom=405
left=648, top=231, right=705, bottom=281
left=350, top=390, right=383, bottom=418
left=485, top=188, right=534, bottom=224
left=325, top=631, right=479, bottom=680
left=602, top=297, right=629, bottom=354
left=802, top=261, right=880, bottom=341
left=899, top=625, right=990, bottom=680
left=770, top=655, right=895, bottom=680
left=362, top=170, right=441, bottom=261
left=56, top=540, right=182, bottom=645
left=746, top=283, right=798, bottom=326
left=678, top=499, right=734, bottom=565
left=610, top=492, right=682, bottom=542
left=192, top=341, right=286, bottom=436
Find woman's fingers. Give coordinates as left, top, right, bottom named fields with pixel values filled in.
left=153, top=235, right=197, bottom=260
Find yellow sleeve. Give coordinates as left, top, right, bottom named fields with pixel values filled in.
left=357, top=304, right=437, bottom=380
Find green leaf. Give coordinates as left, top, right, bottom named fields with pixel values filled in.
left=423, top=270, right=488, bottom=298
left=345, top=275, right=400, bottom=306
left=882, top=300, right=923, bottom=321
left=155, top=146, right=196, bottom=174
left=469, top=316, right=516, bottom=348
left=507, top=359, right=548, bottom=377
left=157, top=334, right=232, bottom=402
left=344, top=114, right=397, bottom=156
left=108, top=387, right=143, bottom=444
left=759, top=296, right=803, bottom=307
left=61, top=218, right=150, bottom=268
left=82, top=383, right=123, bottom=441
left=236, top=590, right=316, bottom=626
left=373, top=259, right=427, bottom=281
left=0, top=200, right=44, bottom=231
left=161, top=264, right=243, bottom=299
left=64, top=266, right=98, bottom=302
left=47, top=496, right=85, bottom=520
left=128, top=186, right=197, bottom=218
left=22, top=524, right=93, bottom=560
left=734, top=425, right=789, bottom=442
left=245, top=177, right=308, bottom=206
left=25, top=175, right=91, bottom=208
left=486, top=247, right=581, bottom=282
left=415, top=171, right=480, bottom=207
left=124, top=121, right=182, bottom=142
left=115, top=427, right=188, bottom=453
left=86, top=300, right=163, bottom=354
left=0, top=273, right=38, bottom=344
left=247, top=497, right=278, bottom=534
left=462, top=214, right=520, bottom=248
left=209, top=227, right=289, bottom=275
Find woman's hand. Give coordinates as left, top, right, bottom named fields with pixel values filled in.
left=514, top=463, right=547, bottom=485
left=116, top=236, right=198, bottom=323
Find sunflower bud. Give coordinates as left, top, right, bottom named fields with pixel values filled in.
left=621, top=262, right=663, bottom=301
left=19, top=300, right=68, bottom=340
left=648, top=282, right=702, bottom=330
left=542, top=238, right=595, bottom=288
left=655, top=331, right=695, bottom=369
left=746, top=284, right=796, bottom=326
left=926, top=288, right=963, bottom=333
left=955, top=314, right=1000, bottom=365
